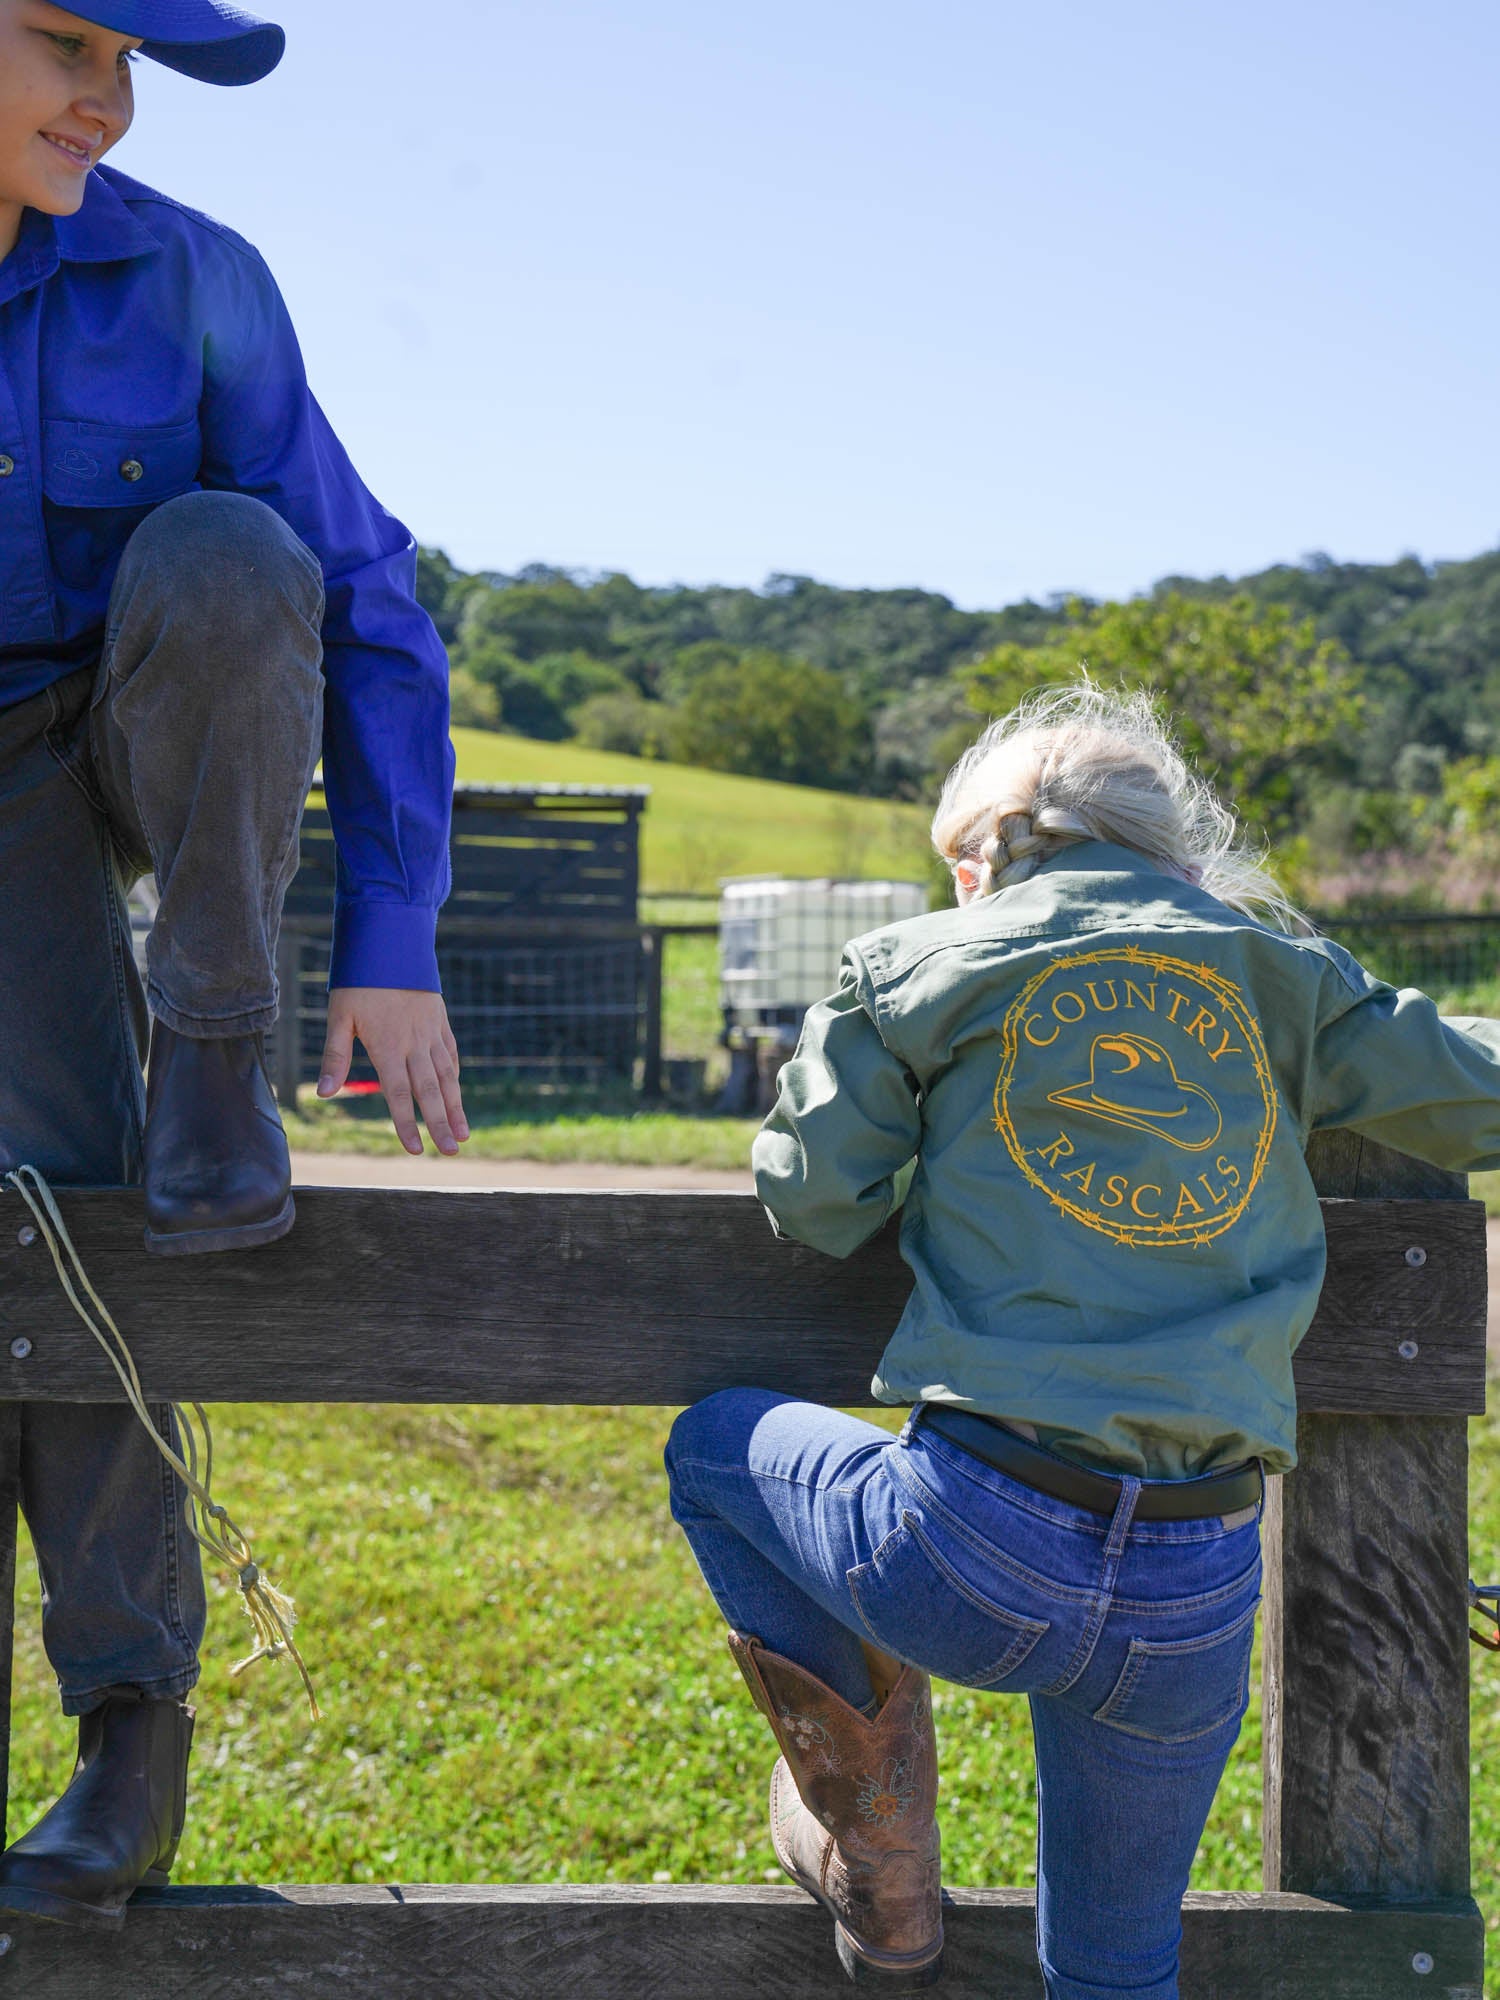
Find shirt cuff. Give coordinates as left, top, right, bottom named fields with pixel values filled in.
left=329, top=899, right=441, bottom=992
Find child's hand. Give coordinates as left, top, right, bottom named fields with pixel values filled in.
left=317, top=989, right=469, bottom=1156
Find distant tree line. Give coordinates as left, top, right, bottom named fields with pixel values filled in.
left=415, top=545, right=1500, bottom=907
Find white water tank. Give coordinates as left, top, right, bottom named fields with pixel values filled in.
left=719, top=877, right=929, bottom=1025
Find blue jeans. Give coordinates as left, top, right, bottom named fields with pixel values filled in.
left=1, top=492, right=323, bottom=1713
left=665, top=1389, right=1263, bottom=2000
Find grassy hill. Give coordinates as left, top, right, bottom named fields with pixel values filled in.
left=450, top=729, right=931, bottom=896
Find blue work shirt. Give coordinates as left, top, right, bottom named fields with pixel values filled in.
left=0, top=164, right=454, bottom=992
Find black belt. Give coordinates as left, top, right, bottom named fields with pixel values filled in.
left=916, top=1406, right=1263, bottom=1522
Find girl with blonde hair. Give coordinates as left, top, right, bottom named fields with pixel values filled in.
left=667, top=682, right=1500, bottom=1996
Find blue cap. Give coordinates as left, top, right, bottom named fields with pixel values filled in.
left=75, top=3, right=284, bottom=86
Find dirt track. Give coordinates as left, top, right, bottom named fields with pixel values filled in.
left=288, top=1150, right=752, bottom=1193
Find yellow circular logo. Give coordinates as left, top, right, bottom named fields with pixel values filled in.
left=994, top=947, right=1277, bottom=1248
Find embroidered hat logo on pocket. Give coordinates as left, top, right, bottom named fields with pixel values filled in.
left=994, top=947, right=1277, bottom=1248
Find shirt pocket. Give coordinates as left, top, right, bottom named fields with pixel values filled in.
left=43, top=419, right=202, bottom=593
left=848, top=1511, right=1050, bottom=1691
left=44, top=418, right=202, bottom=507
left=1092, top=1594, right=1259, bottom=1743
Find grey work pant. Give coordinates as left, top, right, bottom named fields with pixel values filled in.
left=0, top=490, right=324, bottom=1713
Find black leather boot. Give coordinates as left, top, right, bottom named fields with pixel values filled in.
left=0, top=1689, right=194, bottom=1925
left=143, top=1018, right=294, bottom=1254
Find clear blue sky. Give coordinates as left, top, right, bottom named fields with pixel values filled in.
left=113, top=0, right=1498, bottom=608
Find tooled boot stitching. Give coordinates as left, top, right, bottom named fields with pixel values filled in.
left=729, top=1632, right=943, bottom=1980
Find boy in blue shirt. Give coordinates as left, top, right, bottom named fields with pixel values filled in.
left=0, top=0, right=468, bottom=1920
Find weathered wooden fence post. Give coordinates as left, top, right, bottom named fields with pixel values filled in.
left=1264, top=1132, right=1477, bottom=1966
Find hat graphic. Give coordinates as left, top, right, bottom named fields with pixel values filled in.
left=1046, top=1034, right=1223, bottom=1152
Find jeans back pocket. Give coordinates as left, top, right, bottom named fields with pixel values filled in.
left=1093, top=1595, right=1260, bottom=1743
left=848, top=1511, right=1050, bottom=1691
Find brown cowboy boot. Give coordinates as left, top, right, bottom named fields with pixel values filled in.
left=728, top=1631, right=944, bottom=1986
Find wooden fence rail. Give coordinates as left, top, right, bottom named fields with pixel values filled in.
left=0, top=1130, right=1487, bottom=1996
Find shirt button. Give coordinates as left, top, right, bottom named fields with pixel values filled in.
left=119, top=458, right=144, bottom=483
left=0, top=455, right=13, bottom=477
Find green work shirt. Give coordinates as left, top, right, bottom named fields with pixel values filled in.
left=751, top=841, right=1500, bottom=1477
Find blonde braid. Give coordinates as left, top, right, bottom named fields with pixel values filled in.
left=976, top=810, right=1051, bottom=894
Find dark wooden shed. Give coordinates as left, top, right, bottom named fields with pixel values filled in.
left=272, top=783, right=651, bottom=1090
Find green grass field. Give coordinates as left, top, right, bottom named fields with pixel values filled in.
left=7, top=1387, right=1497, bottom=1987
left=448, top=728, right=932, bottom=894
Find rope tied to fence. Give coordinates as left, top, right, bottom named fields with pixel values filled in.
left=3, top=1165, right=320, bottom=1720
